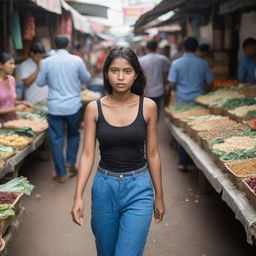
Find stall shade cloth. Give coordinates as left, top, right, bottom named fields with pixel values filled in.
left=10, top=12, right=23, bottom=50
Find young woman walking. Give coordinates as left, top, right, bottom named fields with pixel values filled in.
left=72, top=47, right=165, bottom=256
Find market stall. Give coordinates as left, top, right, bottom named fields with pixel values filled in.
left=165, top=86, right=256, bottom=244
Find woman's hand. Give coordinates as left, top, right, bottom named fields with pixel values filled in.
left=154, top=197, right=165, bottom=224
left=15, top=104, right=27, bottom=112
left=71, top=197, right=84, bottom=226
left=21, top=101, right=32, bottom=108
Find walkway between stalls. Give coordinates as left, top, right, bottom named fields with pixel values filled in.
left=7, top=114, right=256, bottom=256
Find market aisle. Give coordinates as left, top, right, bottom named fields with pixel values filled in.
left=8, top=114, right=256, bottom=256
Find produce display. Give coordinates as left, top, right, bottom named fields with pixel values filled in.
left=0, top=192, right=18, bottom=204
left=170, top=108, right=210, bottom=119
left=222, top=98, right=256, bottom=110
left=226, top=159, right=256, bottom=176
left=0, top=134, right=32, bottom=149
left=0, top=145, right=16, bottom=160
left=245, top=178, right=256, bottom=193
left=199, top=123, right=246, bottom=143
left=213, top=80, right=240, bottom=88
left=212, top=136, right=256, bottom=152
left=3, top=119, right=48, bottom=132
left=81, top=89, right=101, bottom=103
left=167, top=104, right=202, bottom=112
left=248, top=119, right=256, bottom=130
left=213, top=148, right=256, bottom=161
left=190, top=118, right=234, bottom=132
left=228, top=105, right=256, bottom=118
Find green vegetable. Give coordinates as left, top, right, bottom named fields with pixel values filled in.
left=223, top=98, right=256, bottom=110
left=0, top=176, right=34, bottom=196
left=246, top=110, right=256, bottom=118
left=0, top=205, right=15, bottom=218
left=0, top=145, right=16, bottom=154
left=0, top=127, right=34, bottom=138
left=213, top=147, right=256, bottom=161
left=168, top=104, right=201, bottom=113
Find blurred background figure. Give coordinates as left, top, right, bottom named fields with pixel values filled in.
left=237, top=37, right=256, bottom=83
left=19, top=42, right=48, bottom=103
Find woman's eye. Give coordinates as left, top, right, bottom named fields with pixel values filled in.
left=125, top=70, right=132, bottom=74
left=111, top=69, right=117, bottom=73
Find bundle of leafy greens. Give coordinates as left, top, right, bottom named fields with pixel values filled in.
left=168, top=104, right=201, bottom=113
left=213, top=147, right=256, bottom=161
left=0, top=176, right=34, bottom=196
left=0, top=205, right=15, bottom=218
left=0, top=127, right=34, bottom=138
left=246, top=110, right=256, bottom=118
left=222, top=97, right=256, bottom=110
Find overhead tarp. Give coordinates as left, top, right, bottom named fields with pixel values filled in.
left=31, top=0, right=62, bottom=14
left=65, top=1, right=108, bottom=18
left=134, top=0, right=187, bottom=32
left=61, top=0, right=92, bottom=34
left=219, top=0, right=256, bottom=14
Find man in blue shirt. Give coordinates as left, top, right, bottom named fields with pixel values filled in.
left=237, top=37, right=256, bottom=83
left=168, top=37, right=213, bottom=172
left=36, top=35, right=91, bottom=183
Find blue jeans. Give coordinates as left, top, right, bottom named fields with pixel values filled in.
left=91, top=166, right=154, bottom=256
left=47, top=109, right=82, bottom=176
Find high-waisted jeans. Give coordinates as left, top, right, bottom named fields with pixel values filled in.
left=91, top=166, right=154, bottom=256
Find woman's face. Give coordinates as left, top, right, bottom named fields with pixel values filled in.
left=107, top=57, right=137, bottom=93
left=0, top=58, right=16, bottom=75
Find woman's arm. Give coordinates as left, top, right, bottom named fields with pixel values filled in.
left=72, top=101, right=97, bottom=226
left=0, top=107, right=16, bottom=115
left=144, top=98, right=165, bottom=223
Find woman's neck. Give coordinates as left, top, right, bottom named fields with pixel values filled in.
left=110, top=91, right=135, bottom=103
left=0, top=71, right=8, bottom=81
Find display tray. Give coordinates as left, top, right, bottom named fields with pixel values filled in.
left=226, top=111, right=248, bottom=123
left=243, top=179, right=256, bottom=211
left=209, top=106, right=223, bottom=115
left=225, top=160, right=256, bottom=190
left=0, top=192, right=23, bottom=235
left=0, top=153, right=16, bottom=162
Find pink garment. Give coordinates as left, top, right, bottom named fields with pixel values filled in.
left=0, top=75, right=17, bottom=123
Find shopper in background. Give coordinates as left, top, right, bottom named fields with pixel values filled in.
left=139, top=40, right=170, bottom=118
left=168, top=37, right=213, bottom=172
left=72, top=46, right=165, bottom=256
left=0, top=53, right=31, bottom=123
left=238, top=37, right=256, bottom=83
left=36, top=35, right=91, bottom=183
left=19, top=42, right=48, bottom=103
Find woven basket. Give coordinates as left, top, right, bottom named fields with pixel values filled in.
left=225, top=161, right=256, bottom=190
left=242, top=179, right=256, bottom=211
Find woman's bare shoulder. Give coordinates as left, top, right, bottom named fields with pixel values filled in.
left=143, top=97, right=157, bottom=110
left=85, top=100, right=98, bottom=119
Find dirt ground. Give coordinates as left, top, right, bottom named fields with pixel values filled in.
left=7, top=116, right=256, bottom=256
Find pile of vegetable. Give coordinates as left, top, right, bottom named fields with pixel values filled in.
left=245, top=178, right=256, bottom=193
left=213, top=147, right=256, bottom=161
left=0, top=127, right=34, bottom=138
left=226, top=159, right=256, bottom=176
left=228, top=105, right=256, bottom=118
left=222, top=98, right=256, bottom=110
left=167, top=104, right=202, bottom=113
left=0, top=177, right=34, bottom=218
left=248, top=119, right=256, bottom=130
left=0, top=145, right=16, bottom=160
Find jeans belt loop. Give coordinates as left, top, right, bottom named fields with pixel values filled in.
left=132, top=171, right=136, bottom=180
left=104, top=170, right=107, bottom=179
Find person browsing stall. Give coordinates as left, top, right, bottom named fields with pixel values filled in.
left=0, top=53, right=31, bottom=123
left=19, top=42, right=48, bottom=103
left=36, top=35, right=91, bottom=183
left=168, top=37, right=213, bottom=172
left=72, top=47, right=165, bottom=256
left=237, top=37, right=256, bottom=83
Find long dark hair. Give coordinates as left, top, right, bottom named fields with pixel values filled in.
left=0, top=52, right=13, bottom=64
left=103, top=47, right=146, bottom=96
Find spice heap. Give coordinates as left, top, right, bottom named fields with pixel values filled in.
left=228, top=105, right=256, bottom=118
left=191, top=118, right=235, bottom=132
left=199, top=123, right=246, bottom=142
left=212, top=136, right=256, bottom=152
left=226, top=159, right=256, bottom=176
left=0, top=134, right=32, bottom=149
left=172, top=108, right=210, bottom=119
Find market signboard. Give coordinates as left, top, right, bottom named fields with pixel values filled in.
left=123, top=7, right=149, bottom=26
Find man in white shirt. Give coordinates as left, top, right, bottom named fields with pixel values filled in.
left=139, top=40, right=170, bottom=118
left=19, top=43, right=48, bottom=103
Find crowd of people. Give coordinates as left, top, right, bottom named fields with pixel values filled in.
left=1, top=33, right=256, bottom=255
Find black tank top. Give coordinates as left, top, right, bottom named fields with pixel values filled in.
left=96, top=97, right=147, bottom=173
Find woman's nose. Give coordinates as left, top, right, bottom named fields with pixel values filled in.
left=118, top=71, right=124, bottom=80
